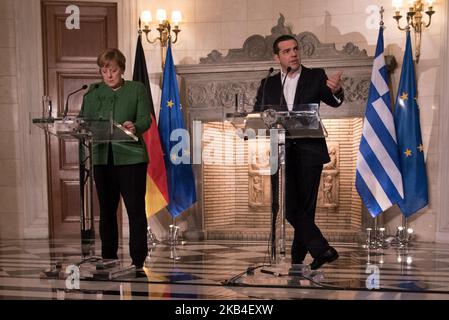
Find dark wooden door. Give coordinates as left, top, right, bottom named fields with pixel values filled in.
left=42, top=1, right=118, bottom=238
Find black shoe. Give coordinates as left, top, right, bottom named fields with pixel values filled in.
left=135, top=268, right=146, bottom=278
left=310, top=246, right=339, bottom=270
left=132, top=261, right=144, bottom=269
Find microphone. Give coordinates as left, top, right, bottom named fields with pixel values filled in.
left=78, top=84, right=100, bottom=120
left=279, top=66, right=292, bottom=108
left=84, top=84, right=100, bottom=97
left=64, top=85, right=88, bottom=118
left=260, top=67, right=274, bottom=110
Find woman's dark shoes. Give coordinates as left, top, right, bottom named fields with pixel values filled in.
left=310, top=246, right=339, bottom=270
left=132, top=264, right=146, bottom=277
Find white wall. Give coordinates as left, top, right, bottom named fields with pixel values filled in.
left=0, top=0, right=445, bottom=242
left=0, top=0, right=23, bottom=238
left=437, top=0, right=449, bottom=242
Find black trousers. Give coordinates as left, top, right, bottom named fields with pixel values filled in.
left=93, top=146, right=148, bottom=266
left=272, top=144, right=329, bottom=264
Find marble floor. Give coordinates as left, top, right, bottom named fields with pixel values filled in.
left=1, top=238, right=449, bottom=300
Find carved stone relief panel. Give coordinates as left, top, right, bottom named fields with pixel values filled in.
left=199, top=15, right=369, bottom=64
left=248, top=140, right=271, bottom=210
left=342, top=76, right=371, bottom=103
left=318, top=143, right=339, bottom=209
left=186, top=80, right=260, bottom=110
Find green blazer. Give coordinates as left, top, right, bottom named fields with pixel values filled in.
left=79, top=80, right=151, bottom=165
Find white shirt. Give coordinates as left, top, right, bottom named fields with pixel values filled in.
left=281, top=67, right=301, bottom=111
left=280, top=67, right=343, bottom=109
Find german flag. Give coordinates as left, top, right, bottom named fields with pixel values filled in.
left=133, top=33, right=169, bottom=216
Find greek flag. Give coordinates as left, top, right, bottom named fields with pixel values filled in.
left=355, top=27, right=404, bottom=217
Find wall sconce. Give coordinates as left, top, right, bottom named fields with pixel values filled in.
left=392, top=0, right=435, bottom=63
left=140, top=9, right=181, bottom=47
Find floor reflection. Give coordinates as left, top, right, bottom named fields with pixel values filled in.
left=1, top=239, right=449, bottom=299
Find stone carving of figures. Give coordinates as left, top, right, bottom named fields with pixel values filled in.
left=323, top=175, right=334, bottom=204
left=251, top=175, right=263, bottom=204
left=324, top=146, right=337, bottom=170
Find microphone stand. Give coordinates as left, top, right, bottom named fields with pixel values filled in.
left=260, top=67, right=274, bottom=110
left=272, top=66, right=291, bottom=259
left=265, top=66, right=291, bottom=269
left=63, top=85, right=88, bottom=119
left=279, top=66, right=292, bottom=108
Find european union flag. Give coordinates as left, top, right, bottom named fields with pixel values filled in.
left=158, top=42, right=197, bottom=218
left=356, top=26, right=404, bottom=217
left=394, top=30, right=429, bottom=217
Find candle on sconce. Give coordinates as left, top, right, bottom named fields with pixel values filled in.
left=141, top=10, right=152, bottom=28
left=393, top=0, right=403, bottom=11
left=392, top=0, right=436, bottom=63
left=139, top=7, right=182, bottom=56
left=156, top=9, right=167, bottom=24
left=171, top=10, right=182, bottom=27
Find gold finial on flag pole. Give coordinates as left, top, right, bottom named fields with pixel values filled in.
left=380, top=6, right=385, bottom=27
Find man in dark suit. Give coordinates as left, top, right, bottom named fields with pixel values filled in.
left=254, top=34, right=343, bottom=270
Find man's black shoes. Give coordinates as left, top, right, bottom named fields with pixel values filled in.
left=310, top=246, right=339, bottom=270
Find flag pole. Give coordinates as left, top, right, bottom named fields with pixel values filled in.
left=402, top=214, right=407, bottom=231
left=400, top=214, right=411, bottom=247
left=380, top=6, right=384, bottom=28
left=172, top=215, right=186, bottom=246
left=147, top=226, right=159, bottom=246
left=374, top=216, right=378, bottom=248
left=168, top=216, right=182, bottom=260
left=365, top=217, right=379, bottom=249
left=392, top=215, right=408, bottom=248
left=371, top=7, right=383, bottom=251
left=169, top=217, right=180, bottom=261
left=172, top=216, right=176, bottom=246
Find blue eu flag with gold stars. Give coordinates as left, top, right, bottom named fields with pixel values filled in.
left=158, top=42, right=196, bottom=218
left=394, top=30, right=428, bottom=217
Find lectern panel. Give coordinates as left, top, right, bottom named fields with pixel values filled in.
left=59, top=138, right=79, bottom=170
